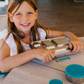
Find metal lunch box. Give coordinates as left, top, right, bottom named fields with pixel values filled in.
left=29, top=36, right=77, bottom=62
left=65, top=64, right=84, bottom=84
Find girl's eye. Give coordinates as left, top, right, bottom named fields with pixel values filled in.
left=16, top=13, right=21, bottom=15
left=28, top=12, right=33, bottom=14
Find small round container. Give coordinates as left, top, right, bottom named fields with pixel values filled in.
left=65, top=64, right=84, bottom=84
left=0, top=71, right=10, bottom=79
left=49, top=79, right=63, bottom=84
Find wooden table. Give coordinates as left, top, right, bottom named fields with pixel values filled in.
left=2, top=37, right=84, bottom=84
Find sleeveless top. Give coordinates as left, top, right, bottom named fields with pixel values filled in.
left=0, top=28, right=46, bottom=56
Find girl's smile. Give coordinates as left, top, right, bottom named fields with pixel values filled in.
left=21, top=23, right=30, bottom=27
left=8, top=1, right=38, bottom=35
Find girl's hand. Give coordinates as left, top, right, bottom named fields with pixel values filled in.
left=32, top=49, right=55, bottom=63
left=69, top=38, right=83, bottom=53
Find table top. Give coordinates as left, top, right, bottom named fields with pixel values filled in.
left=2, top=37, right=84, bottom=84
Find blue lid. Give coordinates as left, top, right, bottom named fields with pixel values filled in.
left=49, top=79, right=63, bottom=84
left=0, top=71, right=10, bottom=79
left=65, top=64, right=84, bottom=78
left=0, top=74, right=6, bottom=79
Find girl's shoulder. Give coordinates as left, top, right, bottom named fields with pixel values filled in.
left=38, top=28, right=46, bottom=34
left=37, top=28, right=47, bottom=40
left=0, top=28, right=17, bottom=56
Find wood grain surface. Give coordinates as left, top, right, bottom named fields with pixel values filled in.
left=2, top=37, right=84, bottom=84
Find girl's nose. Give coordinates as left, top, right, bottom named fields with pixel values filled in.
left=23, top=14, right=28, bottom=21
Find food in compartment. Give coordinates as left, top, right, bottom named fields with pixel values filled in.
left=52, top=36, right=69, bottom=47
left=51, top=45, right=69, bottom=52
left=33, top=42, right=41, bottom=47
left=41, top=40, right=56, bottom=49
left=30, top=42, right=45, bottom=49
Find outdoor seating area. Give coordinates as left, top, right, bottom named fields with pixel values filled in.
left=0, top=0, right=84, bottom=36
left=0, top=0, right=84, bottom=84
left=0, top=14, right=7, bottom=31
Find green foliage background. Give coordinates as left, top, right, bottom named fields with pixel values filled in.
left=0, top=0, right=5, bottom=1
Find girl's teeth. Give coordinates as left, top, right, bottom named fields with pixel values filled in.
left=22, top=24, right=29, bottom=25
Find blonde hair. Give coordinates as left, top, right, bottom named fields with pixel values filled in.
left=6, top=0, right=48, bottom=54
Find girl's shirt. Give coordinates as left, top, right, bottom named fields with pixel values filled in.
left=0, top=28, right=46, bottom=56
left=0, top=28, right=46, bottom=79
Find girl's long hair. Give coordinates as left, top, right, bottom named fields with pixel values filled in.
left=6, top=0, right=48, bottom=54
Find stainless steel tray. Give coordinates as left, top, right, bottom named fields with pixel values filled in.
left=29, top=36, right=76, bottom=62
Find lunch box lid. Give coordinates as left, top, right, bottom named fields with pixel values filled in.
left=49, top=79, right=63, bottom=84
left=0, top=71, right=10, bottom=79
left=65, top=64, right=84, bottom=78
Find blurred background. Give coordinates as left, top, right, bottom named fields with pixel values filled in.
left=0, top=0, right=84, bottom=37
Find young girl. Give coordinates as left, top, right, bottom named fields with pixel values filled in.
left=0, top=0, right=83, bottom=83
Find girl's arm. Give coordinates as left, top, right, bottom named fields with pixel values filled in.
left=46, top=29, right=83, bottom=53
left=0, top=39, right=33, bottom=72
left=0, top=39, right=55, bottom=72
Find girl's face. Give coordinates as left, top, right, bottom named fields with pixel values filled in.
left=8, top=1, right=38, bottom=34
